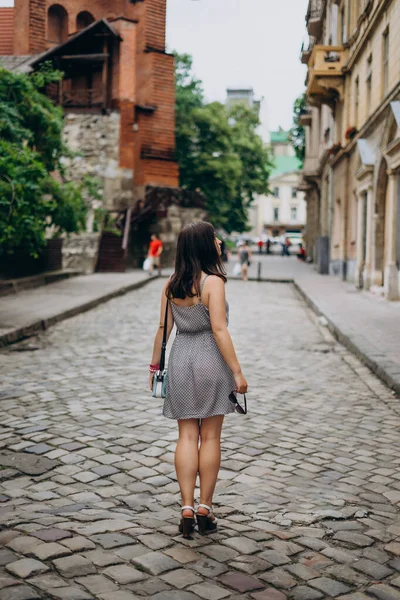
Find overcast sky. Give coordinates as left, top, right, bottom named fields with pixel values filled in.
left=0, top=0, right=309, bottom=132
left=167, top=0, right=309, bottom=133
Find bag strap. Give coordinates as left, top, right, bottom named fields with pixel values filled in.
left=159, top=298, right=168, bottom=371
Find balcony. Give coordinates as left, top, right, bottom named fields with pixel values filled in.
left=300, top=37, right=315, bottom=65
left=306, top=0, right=325, bottom=39
left=299, top=109, right=312, bottom=127
left=306, top=45, right=345, bottom=106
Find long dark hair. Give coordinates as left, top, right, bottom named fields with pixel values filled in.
left=167, top=222, right=227, bottom=299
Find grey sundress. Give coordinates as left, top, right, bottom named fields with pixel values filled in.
left=163, top=275, right=236, bottom=420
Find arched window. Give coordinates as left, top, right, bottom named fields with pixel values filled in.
left=76, top=11, right=95, bottom=31
left=48, top=4, right=68, bottom=44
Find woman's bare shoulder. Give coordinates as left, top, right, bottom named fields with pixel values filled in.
left=205, top=275, right=225, bottom=290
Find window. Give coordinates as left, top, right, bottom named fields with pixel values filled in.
left=273, top=207, right=279, bottom=222
left=291, top=187, right=297, bottom=199
left=47, top=4, right=68, bottom=44
left=354, top=76, right=359, bottom=127
left=76, top=11, right=95, bottom=31
left=340, top=5, right=347, bottom=44
left=383, top=29, right=389, bottom=96
left=366, top=54, right=372, bottom=115
left=291, top=206, right=298, bottom=222
left=273, top=187, right=279, bottom=198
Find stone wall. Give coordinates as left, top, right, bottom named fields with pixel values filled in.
left=156, top=205, right=207, bottom=267
left=62, top=112, right=133, bottom=211
left=62, top=233, right=101, bottom=274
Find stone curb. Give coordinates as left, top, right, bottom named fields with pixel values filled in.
left=293, top=280, right=400, bottom=397
left=0, top=275, right=155, bottom=348
left=0, top=269, right=83, bottom=297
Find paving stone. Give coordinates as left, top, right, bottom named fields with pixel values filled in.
left=353, top=557, right=393, bottom=580
left=99, top=593, right=141, bottom=600
left=137, top=533, right=174, bottom=550
left=0, top=586, right=41, bottom=600
left=89, top=533, right=133, bottom=548
left=0, top=453, right=58, bottom=475
left=152, top=593, right=199, bottom=600
left=83, top=549, right=124, bottom=567
left=32, top=542, right=72, bottom=560
left=163, top=547, right=199, bottom=564
left=188, top=582, right=231, bottom=599
left=131, top=551, right=180, bottom=575
left=309, top=576, right=352, bottom=596
left=27, top=572, right=66, bottom=589
left=338, top=594, right=371, bottom=599
left=91, top=465, right=119, bottom=477
left=259, top=568, right=297, bottom=590
left=6, top=558, right=49, bottom=579
left=25, top=443, right=53, bottom=454
left=228, top=554, right=273, bottom=575
left=333, top=531, right=374, bottom=547
left=367, top=584, right=400, bottom=600
left=321, top=546, right=357, bottom=564
left=385, top=543, right=400, bottom=556
left=113, top=544, right=149, bottom=560
left=7, top=536, right=42, bottom=554
left=218, top=571, right=264, bottom=592
left=200, top=545, right=239, bottom=563
left=190, top=557, right=229, bottom=578
left=222, top=536, right=260, bottom=554
left=103, top=564, right=148, bottom=584
left=0, top=575, right=20, bottom=588
left=50, top=587, right=94, bottom=600
left=259, top=550, right=292, bottom=566
left=285, top=563, right=319, bottom=581
left=160, top=568, right=203, bottom=589
left=60, top=536, right=96, bottom=552
left=288, top=586, right=324, bottom=600
left=0, top=548, right=18, bottom=566
left=251, top=590, right=288, bottom=600
left=76, top=574, right=119, bottom=594
left=53, top=555, right=96, bottom=578
left=32, top=528, right=73, bottom=542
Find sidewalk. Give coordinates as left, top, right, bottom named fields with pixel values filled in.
left=245, top=256, right=400, bottom=396
left=0, top=270, right=152, bottom=346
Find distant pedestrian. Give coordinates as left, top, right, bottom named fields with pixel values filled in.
left=257, top=239, right=263, bottom=255
left=266, top=239, right=271, bottom=255
left=285, top=237, right=292, bottom=256
left=220, top=239, right=228, bottom=262
left=147, top=233, right=163, bottom=276
left=238, top=241, right=252, bottom=282
left=297, top=243, right=307, bottom=261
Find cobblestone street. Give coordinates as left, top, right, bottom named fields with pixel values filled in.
left=1, top=279, right=400, bottom=600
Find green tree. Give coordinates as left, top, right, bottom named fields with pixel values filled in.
left=289, top=93, right=306, bottom=164
left=174, top=53, right=271, bottom=232
left=0, top=64, right=90, bottom=259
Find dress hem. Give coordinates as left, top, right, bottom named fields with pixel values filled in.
left=163, top=409, right=235, bottom=421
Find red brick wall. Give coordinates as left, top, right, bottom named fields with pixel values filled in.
left=145, top=0, right=166, bottom=51
left=13, top=0, right=46, bottom=54
left=0, top=8, right=14, bottom=54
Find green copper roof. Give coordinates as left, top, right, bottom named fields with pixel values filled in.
left=270, top=130, right=289, bottom=143
left=271, top=155, right=302, bottom=177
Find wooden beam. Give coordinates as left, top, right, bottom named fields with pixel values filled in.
left=60, top=53, right=109, bottom=61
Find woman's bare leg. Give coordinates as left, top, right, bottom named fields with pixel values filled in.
left=175, top=419, right=199, bottom=517
left=198, top=415, right=224, bottom=516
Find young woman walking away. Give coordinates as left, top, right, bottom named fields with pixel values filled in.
left=149, top=222, right=248, bottom=538
left=238, top=240, right=252, bottom=281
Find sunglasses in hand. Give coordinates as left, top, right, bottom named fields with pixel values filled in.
left=229, top=391, right=247, bottom=415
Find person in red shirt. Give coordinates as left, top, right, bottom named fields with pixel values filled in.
left=148, top=234, right=163, bottom=276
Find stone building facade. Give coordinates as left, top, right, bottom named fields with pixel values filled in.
left=300, top=0, right=400, bottom=300
left=250, top=130, right=307, bottom=240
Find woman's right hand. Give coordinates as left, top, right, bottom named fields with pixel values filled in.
left=234, top=371, right=248, bottom=394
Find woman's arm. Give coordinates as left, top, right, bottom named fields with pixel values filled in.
left=207, top=277, right=247, bottom=393
left=149, top=283, right=174, bottom=389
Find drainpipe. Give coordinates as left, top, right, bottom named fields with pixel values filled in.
left=342, top=154, right=350, bottom=281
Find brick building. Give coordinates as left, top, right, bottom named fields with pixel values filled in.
left=299, top=0, right=400, bottom=300
left=0, top=1, right=206, bottom=271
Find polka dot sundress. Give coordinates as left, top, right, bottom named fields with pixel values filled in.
left=163, top=275, right=236, bottom=420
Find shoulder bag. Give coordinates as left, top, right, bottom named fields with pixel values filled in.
left=152, top=299, right=169, bottom=398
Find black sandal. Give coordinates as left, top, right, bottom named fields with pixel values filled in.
left=179, top=505, right=195, bottom=539
left=196, top=503, right=218, bottom=535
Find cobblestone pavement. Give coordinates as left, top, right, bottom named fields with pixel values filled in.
left=1, top=279, right=400, bottom=600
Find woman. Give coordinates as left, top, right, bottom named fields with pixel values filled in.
left=238, top=241, right=252, bottom=282
left=149, top=222, right=248, bottom=538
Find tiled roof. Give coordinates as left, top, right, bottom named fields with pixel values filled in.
left=0, top=55, right=40, bottom=73
left=0, top=8, right=14, bottom=55
left=270, top=130, right=290, bottom=144
left=270, top=155, right=302, bottom=177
